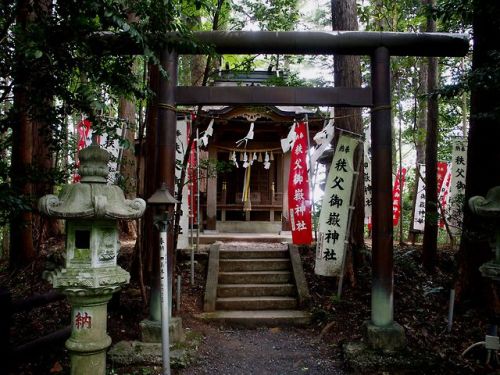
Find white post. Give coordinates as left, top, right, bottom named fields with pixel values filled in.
left=177, top=274, right=181, bottom=313
left=159, top=226, right=171, bottom=375
left=196, top=128, right=201, bottom=251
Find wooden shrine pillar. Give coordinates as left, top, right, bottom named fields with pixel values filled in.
left=206, top=145, right=217, bottom=231
left=281, top=152, right=291, bottom=231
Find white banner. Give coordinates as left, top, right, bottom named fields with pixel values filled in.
left=176, top=118, right=190, bottom=249
left=315, top=135, right=359, bottom=277
left=447, top=138, right=468, bottom=235
left=413, top=164, right=426, bottom=232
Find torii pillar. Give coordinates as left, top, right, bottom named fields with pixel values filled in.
left=366, top=46, right=406, bottom=350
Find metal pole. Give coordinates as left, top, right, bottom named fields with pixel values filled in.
left=176, top=275, right=181, bottom=313
left=370, top=46, right=394, bottom=327
left=190, top=129, right=195, bottom=284
left=447, top=288, right=455, bottom=332
left=196, top=128, right=200, bottom=253
left=159, top=223, right=171, bottom=375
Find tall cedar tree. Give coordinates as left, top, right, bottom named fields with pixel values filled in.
left=422, top=0, right=439, bottom=272
left=10, top=0, right=35, bottom=266
left=331, top=0, right=365, bottom=282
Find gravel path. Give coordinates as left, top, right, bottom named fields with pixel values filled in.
left=176, top=241, right=344, bottom=375
left=176, top=323, right=344, bottom=375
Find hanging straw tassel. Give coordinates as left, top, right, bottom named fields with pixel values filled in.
left=242, top=166, right=252, bottom=211
left=270, top=152, right=274, bottom=161
left=257, top=152, right=263, bottom=162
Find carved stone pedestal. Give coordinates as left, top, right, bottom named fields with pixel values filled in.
left=65, top=292, right=114, bottom=375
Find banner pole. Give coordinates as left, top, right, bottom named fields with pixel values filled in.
left=196, top=128, right=200, bottom=254
left=337, top=139, right=363, bottom=299
left=304, top=115, right=316, bottom=243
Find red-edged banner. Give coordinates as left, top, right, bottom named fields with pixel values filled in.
left=392, top=167, right=407, bottom=226
left=73, top=118, right=92, bottom=183
left=437, top=161, right=448, bottom=192
left=438, top=163, right=451, bottom=228
left=288, top=122, right=312, bottom=245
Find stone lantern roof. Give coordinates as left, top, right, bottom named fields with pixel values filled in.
left=39, top=141, right=146, bottom=219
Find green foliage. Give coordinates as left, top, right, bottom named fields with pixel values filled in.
left=264, top=71, right=309, bottom=87
left=0, top=0, right=212, bottom=223
left=231, top=0, right=299, bottom=31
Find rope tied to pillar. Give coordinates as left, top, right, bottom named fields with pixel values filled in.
left=370, top=105, right=392, bottom=112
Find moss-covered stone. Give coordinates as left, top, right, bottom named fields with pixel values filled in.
left=343, top=341, right=431, bottom=374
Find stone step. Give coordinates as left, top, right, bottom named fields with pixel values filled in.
left=216, top=296, right=298, bottom=310
left=195, top=310, right=311, bottom=327
left=219, top=249, right=289, bottom=259
left=217, top=283, right=296, bottom=298
left=218, top=271, right=293, bottom=284
left=219, top=258, right=291, bottom=272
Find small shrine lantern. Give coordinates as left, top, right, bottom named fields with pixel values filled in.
left=39, top=141, right=146, bottom=375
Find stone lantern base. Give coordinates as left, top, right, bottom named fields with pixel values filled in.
left=363, top=320, right=407, bottom=351
left=140, top=318, right=186, bottom=344
left=64, top=292, right=116, bottom=375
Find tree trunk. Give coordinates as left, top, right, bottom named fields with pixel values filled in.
left=416, top=58, right=428, bottom=165
left=118, top=95, right=138, bottom=237
left=331, top=0, right=364, bottom=275
left=31, top=114, right=59, bottom=251
left=10, top=0, right=35, bottom=268
left=135, top=64, right=160, bottom=287
left=422, top=0, right=439, bottom=272
left=455, top=0, right=500, bottom=308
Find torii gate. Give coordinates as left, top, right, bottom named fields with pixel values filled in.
left=97, top=30, right=468, bottom=349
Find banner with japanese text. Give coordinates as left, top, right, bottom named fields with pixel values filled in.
left=392, top=167, right=407, bottom=226
left=438, top=166, right=452, bottom=228
left=188, top=114, right=198, bottom=222
left=412, top=161, right=450, bottom=231
left=176, top=117, right=190, bottom=249
left=364, top=140, right=373, bottom=228
left=73, top=119, right=121, bottom=184
left=315, top=135, right=359, bottom=276
left=412, top=165, right=426, bottom=231
left=288, top=122, right=312, bottom=245
left=447, top=138, right=468, bottom=234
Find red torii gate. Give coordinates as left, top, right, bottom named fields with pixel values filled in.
left=97, top=30, right=468, bottom=349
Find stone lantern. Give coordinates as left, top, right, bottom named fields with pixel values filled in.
left=469, top=186, right=500, bottom=280
left=39, top=141, right=146, bottom=375
left=466, top=186, right=500, bottom=360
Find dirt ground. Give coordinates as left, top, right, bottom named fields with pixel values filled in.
left=2, top=238, right=498, bottom=374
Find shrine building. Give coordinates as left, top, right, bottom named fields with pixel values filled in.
left=194, top=69, right=322, bottom=234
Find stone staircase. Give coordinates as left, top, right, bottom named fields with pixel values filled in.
left=197, top=242, right=311, bottom=327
